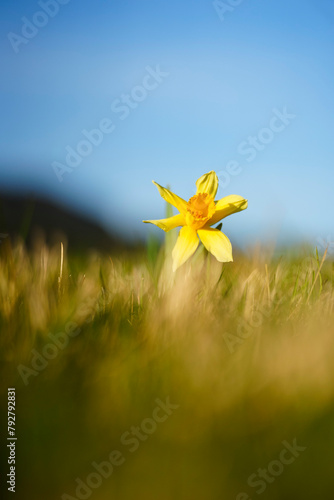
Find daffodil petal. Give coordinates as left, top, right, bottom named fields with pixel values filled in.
left=143, top=213, right=185, bottom=232
left=172, top=226, right=199, bottom=271
left=197, top=228, right=233, bottom=262
left=195, top=171, right=218, bottom=198
left=152, top=181, right=187, bottom=214
left=207, top=195, right=248, bottom=226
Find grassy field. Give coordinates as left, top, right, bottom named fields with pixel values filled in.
left=1, top=234, right=334, bottom=500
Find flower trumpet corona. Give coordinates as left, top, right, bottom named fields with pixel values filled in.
left=143, top=171, right=248, bottom=271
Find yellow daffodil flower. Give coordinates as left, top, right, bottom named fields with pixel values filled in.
left=143, top=171, right=247, bottom=271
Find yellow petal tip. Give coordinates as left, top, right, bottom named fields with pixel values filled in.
left=172, top=260, right=182, bottom=272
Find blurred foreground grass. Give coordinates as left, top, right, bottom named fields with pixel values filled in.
left=1, top=236, right=334, bottom=500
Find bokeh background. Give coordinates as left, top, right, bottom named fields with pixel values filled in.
left=1, top=0, right=333, bottom=247
left=1, top=2, right=334, bottom=500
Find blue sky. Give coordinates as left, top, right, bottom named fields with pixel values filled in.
left=0, top=0, right=333, bottom=248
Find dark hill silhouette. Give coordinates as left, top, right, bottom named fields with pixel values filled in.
left=0, top=193, right=127, bottom=252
